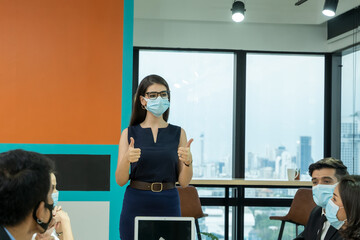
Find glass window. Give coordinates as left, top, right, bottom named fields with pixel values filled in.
left=199, top=206, right=233, bottom=240
left=244, top=188, right=297, bottom=199
left=244, top=207, right=304, bottom=240
left=245, top=54, right=325, bottom=180
left=197, top=187, right=225, bottom=198
left=341, top=49, right=360, bottom=174
left=138, top=50, right=235, bottom=178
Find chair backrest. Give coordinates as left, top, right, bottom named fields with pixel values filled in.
left=286, top=188, right=316, bottom=226
left=177, top=185, right=206, bottom=219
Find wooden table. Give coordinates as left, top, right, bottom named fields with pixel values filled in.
left=190, top=178, right=312, bottom=187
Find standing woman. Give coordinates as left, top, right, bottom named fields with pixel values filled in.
left=326, top=175, right=360, bottom=240
left=115, top=74, right=193, bottom=240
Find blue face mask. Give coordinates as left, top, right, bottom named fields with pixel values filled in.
left=52, top=192, right=59, bottom=206
left=144, top=96, right=170, bottom=117
left=312, top=184, right=337, bottom=208
left=325, top=199, right=346, bottom=230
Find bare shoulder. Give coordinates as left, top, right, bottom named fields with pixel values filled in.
left=121, top=128, right=128, bottom=135
left=180, top=127, right=186, bottom=134
left=119, top=128, right=129, bottom=144
left=179, top=128, right=187, bottom=146
left=180, top=128, right=187, bottom=138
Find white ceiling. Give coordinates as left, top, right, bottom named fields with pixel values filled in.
left=135, top=0, right=360, bottom=25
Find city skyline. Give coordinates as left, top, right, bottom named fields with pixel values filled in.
left=341, top=113, right=360, bottom=174
left=139, top=51, right=325, bottom=181
left=246, top=136, right=313, bottom=180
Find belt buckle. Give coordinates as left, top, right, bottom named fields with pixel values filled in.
left=151, top=182, right=163, bottom=192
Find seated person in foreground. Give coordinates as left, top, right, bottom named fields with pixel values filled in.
left=33, top=173, right=74, bottom=240
left=0, top=149, right=55, bottom=240
left=326, top=175, right=360, bottom=240
left=294, top=157, right=348, bottom=240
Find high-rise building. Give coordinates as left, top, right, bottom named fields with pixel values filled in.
left=247, top=152, right=257, bottom=172
left=200, top=132, right=204, bottom=166
left=275, top=145, right=286, bottom=157
left=298, top=136, right=313, bottom=175
left=341, top=115, right=360, bottom=174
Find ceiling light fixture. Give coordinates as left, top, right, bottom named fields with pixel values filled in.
left=231, top=1, right=245, bottom=22
left=322, top=0, right=339, bottom=17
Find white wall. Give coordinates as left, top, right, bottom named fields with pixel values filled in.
left=134, top=19, right=328, bottom=52
left=134, top=19, right=359, bottom=53
left=59, top=201, right=109, bottom=240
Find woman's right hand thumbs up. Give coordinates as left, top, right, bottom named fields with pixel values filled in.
left=127, top=137, right=141, bottom=163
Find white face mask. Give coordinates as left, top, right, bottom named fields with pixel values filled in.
left=312, top=183, right=337, bottom=208
left=52, top=192, right=59, bottom=206
left=144, top=96, right=170, bottom=117
left=325, top=199, right=346, bottom=230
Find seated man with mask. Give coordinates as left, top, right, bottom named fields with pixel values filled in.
left=0, top=149, right=55, bottom=240
left=294, top=157, right=348, bottom=240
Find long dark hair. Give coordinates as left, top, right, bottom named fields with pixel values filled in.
left=129, top=74, right=170, bottom=126
left=339, top=175, right=360, bottom=240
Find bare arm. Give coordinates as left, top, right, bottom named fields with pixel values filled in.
left=53, top=207, right=74, bottom=240
left=115, top=128, right=141, bottom=186
left=177, top=128, right=193, bottom=188
left=115, top=128, right=131, bottom=186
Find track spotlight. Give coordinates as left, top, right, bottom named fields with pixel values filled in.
left=322, top=0, right=339, bottom=17
left=231, top=1, right=245, bottom=22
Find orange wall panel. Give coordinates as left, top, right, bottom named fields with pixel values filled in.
left=0, top=0, right=124, bottom=144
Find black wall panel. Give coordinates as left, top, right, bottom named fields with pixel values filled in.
left=47, top=154, right=111, bottom=191
left=328, top=7, right=360, bottom=40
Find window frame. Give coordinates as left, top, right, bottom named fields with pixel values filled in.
left=338, top=44, right=360, bottom=174
left=133, top=46, right=333, bottom=240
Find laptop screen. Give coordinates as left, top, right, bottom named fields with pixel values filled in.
left=134, top=216, right=195, bottom=240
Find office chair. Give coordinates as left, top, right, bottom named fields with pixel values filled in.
left=177, top=186, right=208, bottom=240
left=269, top=188, right=316, bottom=240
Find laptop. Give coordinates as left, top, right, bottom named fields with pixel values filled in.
left=134, top=216, right=196, bottom=240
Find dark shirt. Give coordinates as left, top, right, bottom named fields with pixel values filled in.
left=294, top=206, right=343, bottom=240
left=0, top=226, right=12, bottom=240
left=128, top=124, right=181, bottom=183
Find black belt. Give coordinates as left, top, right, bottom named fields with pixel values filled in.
left=130, top=180, right=175, bottom=192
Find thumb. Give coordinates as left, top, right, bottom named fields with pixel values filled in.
left=129, top=137, right=135, bottom=148
left=186, top=138, right=194, bottom=148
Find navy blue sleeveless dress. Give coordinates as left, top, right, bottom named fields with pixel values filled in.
left=119, top=124, right=181, bottom=240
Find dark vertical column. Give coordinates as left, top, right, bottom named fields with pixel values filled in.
left=233, top=50, right=246, bottom=240
left=331, top=54, right=342, bottom=158
left=324, top=53, right=342, bottom=159
left=233, top=50, right=246, bottom=178
left=225, top=187, right=229, bottom=240
left=133, top=47, right=140, bottom=99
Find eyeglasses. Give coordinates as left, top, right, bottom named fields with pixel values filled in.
left=145, top=91, right=170, bottom=100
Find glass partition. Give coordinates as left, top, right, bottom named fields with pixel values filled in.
left=244, top=207, right=304, bottom=240
left=341, top=49, right=360, bottom=174
left=245, top=53, right=325, bottom=180
left=245, top=188, right=297, bottom=199
left=138, top=50, right=235, bottom=179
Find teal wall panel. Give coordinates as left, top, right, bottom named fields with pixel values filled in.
left=0, top=143, right=126, bottom=240
left=0, top=0, right=134, bottom=239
